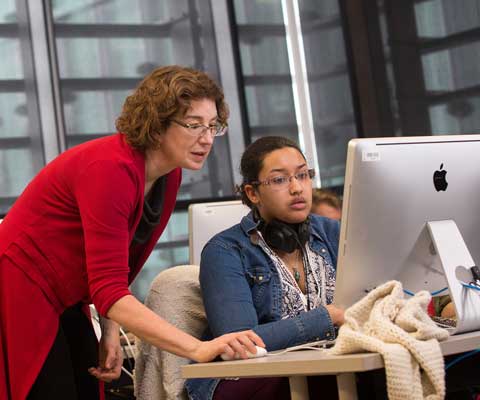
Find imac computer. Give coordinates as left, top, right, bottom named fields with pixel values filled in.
left=334, top=134, right=480, bottom=334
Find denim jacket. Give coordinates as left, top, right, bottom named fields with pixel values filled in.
left=185, top=212, right=340, bottom=400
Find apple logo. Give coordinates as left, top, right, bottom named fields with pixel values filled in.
left=433, top=163, right=448, bottom=191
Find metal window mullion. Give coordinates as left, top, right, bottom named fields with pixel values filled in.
left=29, top=0, right=67, bottom=160
left=16, top=0, right=44, bottom=173
left=33, top=0, right=67, bottom=158
left=44, top=0, right=67, bottom=153
left=281, top=0, right=321, bottom=187
left=211, top=0, right=246, bottom=186
left=96, top=4, right=116, bottom=136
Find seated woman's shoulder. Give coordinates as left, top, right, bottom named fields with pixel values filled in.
left=309, top=213, right=339, bottom=226
left=309, top=214, right=341, bottom=238
left=206, top=222, right=246, bottom=247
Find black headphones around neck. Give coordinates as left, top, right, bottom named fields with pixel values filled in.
left=257, top=215, right=311, bottom=254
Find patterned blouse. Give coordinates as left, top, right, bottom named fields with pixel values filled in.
left=257, top=231, right=336, bottom=319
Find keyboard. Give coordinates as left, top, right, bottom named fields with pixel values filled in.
left=431, top=315, right=457, bottom=328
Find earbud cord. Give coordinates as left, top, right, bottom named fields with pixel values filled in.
left=288, top=221, right=313, bottom=311
left=297, top=243, right=311, bottom=311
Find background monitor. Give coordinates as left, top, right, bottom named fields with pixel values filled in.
left=188, top=200, right=250, bottom=265
left=334, top=134, right=480, bottom=329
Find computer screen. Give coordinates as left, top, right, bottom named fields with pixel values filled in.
left=334, top=135, right=480, bottom=333
left=188, top=200, right=250, bottom=265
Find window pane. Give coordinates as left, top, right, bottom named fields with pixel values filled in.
left=130, top=211, right=189, bottom=302
left=232, top=0, right=299, bottom=142
left=49, top=0, right=235, bottom=300
left=429, top=97, right=480, bottom=134
left=0, top=0, right=44, bottom=214
left=0, top=148, right=37, bottom=199
left=52, top=0, right=186, bottom=25
left=422, top=43, right=480, bottom=92
left=56, top=38, right=174, bottom=79
left=50, top=0, right=234, bottom=200
left=233, top=0, right=284, bottom=24
left=299, top=0, right=356, bottom=187
left=415, top=0, right=480, bottom=38
left=368, top=0, right=480, bottom=137
left=245, top=85, right=296, bottom=127
left=232, top=0, right=357, bottom=188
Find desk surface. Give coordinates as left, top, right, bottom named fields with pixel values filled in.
left=182, top=331, right=480, bottom=379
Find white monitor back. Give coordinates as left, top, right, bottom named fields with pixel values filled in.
left=334, top=134, right=480, bottom=322
left=188, top=200, right=250, bottom=265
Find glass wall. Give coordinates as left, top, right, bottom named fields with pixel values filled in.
left=50, top=0, right=234, bottom=202
left=371, top=0, right=480, bottom=136
left=2, top=0, right=443, bottom=300
left=0, top=0, right=360, bottom=298
left=129, top=211, right=189, bottom=299
left=299, top=0, right=356, bottom=187
left=231, top=0, right=357, bottom=188
left=232, top=0, right=297, bottom=142
left=0, top=0, right=44, bottom=214
left=48, top=0, right=233, bottom=300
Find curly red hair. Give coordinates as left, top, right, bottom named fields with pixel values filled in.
left=116, top=65, right=229, bottom=151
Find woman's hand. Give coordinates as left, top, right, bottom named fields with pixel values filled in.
left=326, top=304, right=345, bottom=326
left=191, top=330, right=265, bottom=363
left=88, top=318, right=124, bottom=382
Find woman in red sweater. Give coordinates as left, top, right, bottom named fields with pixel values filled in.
left=0, top=65, right=263, bottom=400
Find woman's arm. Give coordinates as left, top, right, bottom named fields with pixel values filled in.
left=106, top=294, right=264, bottom=362
left=75, top=162, right=263, bottom=362
left=89, top=317, right=123, bottom=382
left=200, top=241, right=339, bottom=351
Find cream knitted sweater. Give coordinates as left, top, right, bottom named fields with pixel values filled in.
left=330, top=280, right=450, bottom=400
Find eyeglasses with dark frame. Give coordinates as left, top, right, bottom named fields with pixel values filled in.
left=170, top=119, right=228, bottom=138
left=250, top=169, right=315, bottom=192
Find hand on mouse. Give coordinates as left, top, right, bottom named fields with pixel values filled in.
left=191, top=330, right=265, bottom=363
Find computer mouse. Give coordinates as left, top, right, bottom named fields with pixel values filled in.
left=220, top=346, right=267, bottom=361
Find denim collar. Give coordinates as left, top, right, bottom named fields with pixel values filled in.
left=239, top=211, right=327, bottom=246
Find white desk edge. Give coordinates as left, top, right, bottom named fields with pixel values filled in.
left=182, top=331, right=480, bottom=400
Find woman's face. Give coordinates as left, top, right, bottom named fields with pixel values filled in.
left=246, top=147, right=313, bottom=224
left=156, top=98, right=218, bottom=171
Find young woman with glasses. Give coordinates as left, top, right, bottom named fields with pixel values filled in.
left=185, top=136, right=345, bottom=400
left=0, top=65, right=263, bottom=400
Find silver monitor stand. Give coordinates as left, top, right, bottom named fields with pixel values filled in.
left=427, top=220, right=480, bottom=334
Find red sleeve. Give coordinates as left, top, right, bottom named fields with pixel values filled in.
left=74, top=159, right=139, bottom=316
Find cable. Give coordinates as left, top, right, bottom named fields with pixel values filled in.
left=431, top=287, right=449, bottom=296
left=267, top=339, right=336, bottom=356
left=121, top=343, right=133, bottom=372
left=461, top=282, right=480, bottom=292
left=404, top=281, right=480, bottom=296
left=299, top=245, right=311, bottom=311
left=119, top=326, right=135, bottom=381
left=121, top=366, right=134, bottom=379
left=445, top=349, right=480, bottom=370
left=119, top=326, right=136, bottom=361
left=91, top=312, right=134, bottom=381
left=403, top=287, right=448, bottom=297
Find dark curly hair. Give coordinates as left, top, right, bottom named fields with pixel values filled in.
left=116, top=65, right=229, bottom=151
left=238, top=136, right=306, bottom=209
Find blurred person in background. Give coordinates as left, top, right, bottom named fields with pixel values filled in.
left=311, top=188, right=342, bottom=220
